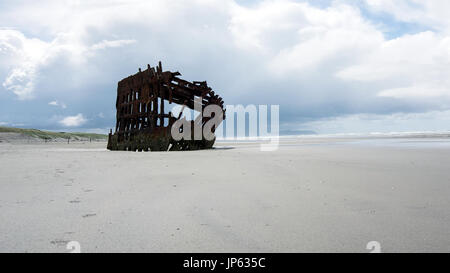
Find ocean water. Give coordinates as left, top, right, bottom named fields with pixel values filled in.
left=343, top=138, right=450, bottom=149
left=216, top=132, right=450, bottom=150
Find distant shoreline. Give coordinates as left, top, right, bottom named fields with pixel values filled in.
left=2, top=125, right=450, bottom=144
left=0, top=126, right=107, bottom=143
left=216, top=131, right=450, bottom=142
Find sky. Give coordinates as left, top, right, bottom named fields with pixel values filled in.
left=1, top=0, right=450, bottom=135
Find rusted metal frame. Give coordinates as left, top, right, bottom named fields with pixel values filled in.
left=108, top=62, right=225, bottom=151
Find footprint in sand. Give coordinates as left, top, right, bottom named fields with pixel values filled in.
left=50, top=239, right=70, bottom=247
left=82, top=213, right=97, bottom=218
left=64, top=179, right=75, bottom=187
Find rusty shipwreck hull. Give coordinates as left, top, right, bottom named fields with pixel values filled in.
left=107, top=62, right=225, bottom=151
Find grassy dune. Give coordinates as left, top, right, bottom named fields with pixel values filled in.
left=0, top=126, right=107, bottom=141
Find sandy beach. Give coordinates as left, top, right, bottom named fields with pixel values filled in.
left=1, top=135, right=450, bottom=253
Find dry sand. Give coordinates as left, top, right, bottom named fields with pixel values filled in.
left=1, top=135, right=450, bottom=253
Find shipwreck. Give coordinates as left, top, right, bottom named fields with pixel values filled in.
left=107, top=62, right=225, bottom=151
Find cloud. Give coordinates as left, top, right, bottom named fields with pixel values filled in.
left=336, top=31, right=450, bottom=99
left=59, top=114, right=87, bottom=127
left=1, top=0, right=450, bottom=133
left=91, top=39, right=136, bottom=50
left=0, top=29, right=50, bottom=100
left=364, top=0, right=450, bottom=32
left=0, top=28, right=137, bottom=100
left=0, top=121, right=8, bottom=126
left=261, top=3, right=384, bottom=74
left=377, top=86, right=450, bottom=99
left=48, top=100, right=67, bottom=109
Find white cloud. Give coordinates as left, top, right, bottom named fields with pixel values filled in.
left=1, top=0, right=450, bottom=133
left=0, top=121, right=8, bottom=126
left=377, top=86, right=450, bottom=99
left=0, top=0, right=231, bottom=100
left=91, top=39, right=136, bottom=50
left=59, top=113, right=87, bottom=127
left=337, top=31, right=450, bottom=98
left=226, top=1, right=450, bottom=101
left=229, top=1, right=383, bottom=56
left=365, top=0, right=450, bottom=32
left=0, top=29, right=50, bottom=100
left=48, top=100, right=67, bottom=109
left=265, top=3, right=383, bottom=74
left=0, top=28, right=137, bottom=100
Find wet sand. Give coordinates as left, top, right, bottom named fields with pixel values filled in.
left=0, top=136, right=450, bottom=252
